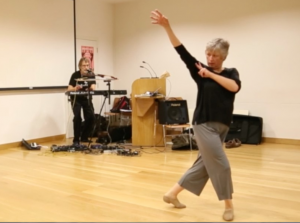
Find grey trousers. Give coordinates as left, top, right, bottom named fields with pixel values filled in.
left=178, top=122, right=233, bottom=200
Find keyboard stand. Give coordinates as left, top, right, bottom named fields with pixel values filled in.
left=87, top=80, right=112, bottom=147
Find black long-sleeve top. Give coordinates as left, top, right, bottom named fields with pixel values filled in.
left=175, top=44, right=241, bottom=127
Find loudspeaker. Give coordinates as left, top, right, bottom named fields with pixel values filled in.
left=158, top=100, right=189, bottom=124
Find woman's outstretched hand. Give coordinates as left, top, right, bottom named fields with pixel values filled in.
left=150, top=9, right=181, bottom=47
left=150, top=9, right=170, bottom=28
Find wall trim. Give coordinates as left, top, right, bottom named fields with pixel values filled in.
left=262, top=137, right=300, bottom=145
left=1, top=135, right=299, bottom=150
left=0, top=135, right=66, bottom=150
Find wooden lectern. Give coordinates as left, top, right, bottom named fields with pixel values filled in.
left=131, top=78, right=166, bottom=147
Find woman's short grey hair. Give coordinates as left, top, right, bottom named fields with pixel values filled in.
left=206, top=38, right=230, bottom=59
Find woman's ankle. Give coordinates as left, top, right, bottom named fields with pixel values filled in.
left=164, top=192, right=176, bottom=198
left=224, top=199, right=233, bottom=210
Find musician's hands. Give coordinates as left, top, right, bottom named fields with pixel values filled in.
left=89, top=84, right=96, bottom=91
left=75, top=85, right=95, bottom=91
left=75, top=85, right=82, bottom=91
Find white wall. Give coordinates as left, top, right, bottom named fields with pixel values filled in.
left=0, top=0, right=115, bottom=144
left=0, top=91, right=67, bottom=144
left=0, top=0, right=74, bottom=88
left=112, top=0, right=300, bottom=140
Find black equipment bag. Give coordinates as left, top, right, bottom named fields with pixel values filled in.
left=96, top=126, right=132, bottom=144
left=109, top=126, right=132, bottom=142
left=93, top=114, right=108, bottom=137
left=225, top=114, right=263, bottom=145
left=81, top=114, right=108, bottom=137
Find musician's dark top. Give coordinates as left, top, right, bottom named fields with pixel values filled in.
left=68, top=71, right=96, bottom=101
left=175, top=44, right=241, bottom=127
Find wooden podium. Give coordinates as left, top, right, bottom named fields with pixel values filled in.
left=131, top=78, right=166, bottom=147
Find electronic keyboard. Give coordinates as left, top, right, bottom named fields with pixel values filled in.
left=65, top=90, right=127, bottom=96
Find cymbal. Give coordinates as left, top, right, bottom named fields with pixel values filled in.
left=75, top=78, right=96, bottom=82
left=95, top=77, right=118, bottom=81
left=103, top=78, right=117, bottom=81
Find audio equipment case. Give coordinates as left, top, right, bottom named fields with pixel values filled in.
left=225, top=114, right=263, bottom=145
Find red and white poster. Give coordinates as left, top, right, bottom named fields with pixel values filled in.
left=81, top=46, right=94, bottom=70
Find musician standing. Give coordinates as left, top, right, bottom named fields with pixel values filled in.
left=68, top=57, right=96, bottom=145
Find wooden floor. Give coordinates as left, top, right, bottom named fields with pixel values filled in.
left=0, top=138, right=300, bottom=222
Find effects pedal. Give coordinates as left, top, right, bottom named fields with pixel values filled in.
left=84, top=144, right=104, bottom=154
left=51, top=144, right=88, bottom=152
left=116, top=148, right=140, bottom=156
left=22, top=139, right=41, bottom=150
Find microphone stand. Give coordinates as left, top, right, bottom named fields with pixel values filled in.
left=142, top=61, right=158, bottom=78
left=87, top=86, right=91, bottom=106
left=104, top=79, right=111, bottom=105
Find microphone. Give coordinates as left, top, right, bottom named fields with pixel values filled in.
left=140, top=66, right=153, bottom=78
left=142, top=61, right=158, bottom=78
left=83, top=69, right=96, bottom=77
left=87, top=69, right=95, bottom=74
